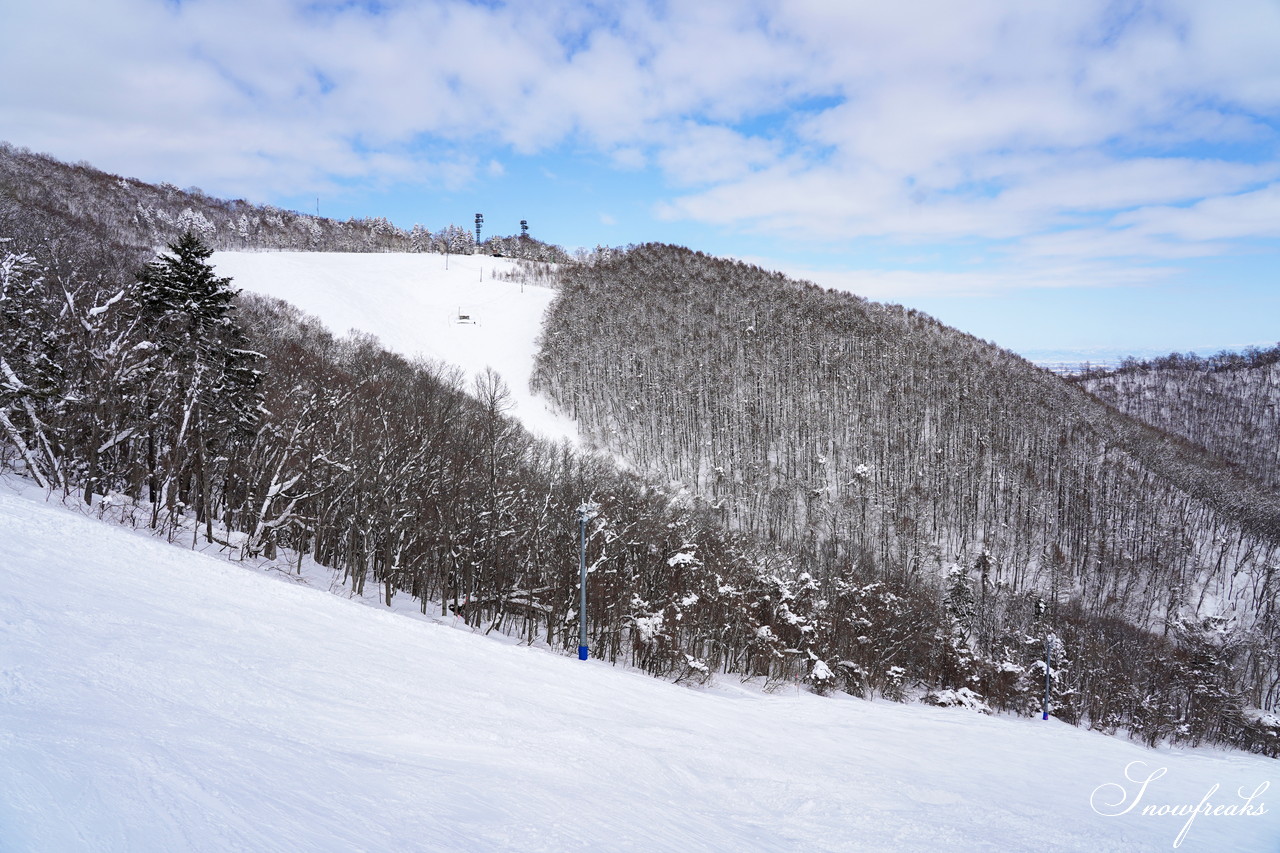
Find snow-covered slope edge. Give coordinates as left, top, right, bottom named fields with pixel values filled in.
left=211, top=251, right=577, bottom=443
left=1, top=484, right=1275, bottom=853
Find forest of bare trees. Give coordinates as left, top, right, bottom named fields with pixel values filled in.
left=0, top=141, right=571, bottom=261
left=1078, top=347, right=1280, bottom=493
left=3, top=147, right=1279, bottom=755
left=533, top=244, right=1280, bottom=748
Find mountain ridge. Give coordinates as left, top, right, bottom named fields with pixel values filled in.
left=534, top=243, right=1280, bottom=708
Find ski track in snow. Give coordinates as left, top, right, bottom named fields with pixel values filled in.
left=1, top=484, right=1276, bottom=852
left=211, top=251, right=577, bottom=443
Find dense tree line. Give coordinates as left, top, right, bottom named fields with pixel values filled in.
left=1079, top=344, right=1280, bottom=378
left=1077, top=346, right=1280, bottom=493
left=0, top=141, right=571, bottom=261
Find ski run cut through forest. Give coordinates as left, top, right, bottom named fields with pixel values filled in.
left=208, top=251, right=578, bottom=444
left=1, top=482, right=1276, bottom=853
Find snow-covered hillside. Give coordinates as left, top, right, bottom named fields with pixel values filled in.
left=1082, top=361, right=1280, bottom=493
left=211, top=251, right=576, bottom=442
left=2, top=484, right=1275, bottom=852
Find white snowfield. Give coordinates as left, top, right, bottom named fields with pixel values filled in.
left=1, top=485, right=1275, bottom=852
left=211, top=251, right=578, bottom=443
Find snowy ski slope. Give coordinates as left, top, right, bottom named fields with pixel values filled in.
left=211, top=251, right=577, bottom=443
left=1, top=484, right=1275, bottom=852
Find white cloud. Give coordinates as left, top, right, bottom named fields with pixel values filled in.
left=1, top=0, right=1278, bottom=281
left=1115, top=183, right=1280, bottom=241
left=656, top=124, right=782, bottom=187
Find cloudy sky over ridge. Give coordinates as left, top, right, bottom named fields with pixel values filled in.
left=2, top=0, right=1279, bottom=359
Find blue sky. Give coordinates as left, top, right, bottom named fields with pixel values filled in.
left=2, top=0, right=1279, bottom=361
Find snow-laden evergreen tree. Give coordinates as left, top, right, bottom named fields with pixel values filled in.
left=436, top=223, right=475, bottom=255
left=134, top=232, right=259, bottom=535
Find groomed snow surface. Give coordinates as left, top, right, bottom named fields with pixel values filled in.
left=211, top=251, right=577, bottom=443
left=1, top=483, right=1275, bottom=852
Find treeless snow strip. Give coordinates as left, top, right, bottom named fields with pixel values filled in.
left=212, top=251, right=578, bottom=443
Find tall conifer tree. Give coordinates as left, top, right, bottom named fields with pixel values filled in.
left=135, top=232, right=259, bottom=534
